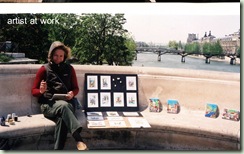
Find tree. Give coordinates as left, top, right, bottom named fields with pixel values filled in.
left=168, top=40, right=178, bottom=50
left=0, top=13, right=136, bottom=66
left=178, top=42, right=200, bottom=63
left=0, top=14, right=50, bottom=63
left=236, top=47, right=240, bottom=59
left=73, top=13, right=132, bottom=65
left=202, top=41, right=223, bottom=64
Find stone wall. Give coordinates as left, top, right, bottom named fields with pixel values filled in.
left=0, top=64, right=240, bottom=117
left=0, top=64, right=240, bottom=150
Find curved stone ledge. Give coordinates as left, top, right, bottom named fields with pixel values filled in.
left=0, top=64, right=240, bottom=81
left=0, top=64, right=240, bottom=150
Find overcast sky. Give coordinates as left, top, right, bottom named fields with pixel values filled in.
left=124, top=14, right=240, bottom=44
left=122, top=3, right=240, bottom=45
left=0, top=2, right=240, bottom=45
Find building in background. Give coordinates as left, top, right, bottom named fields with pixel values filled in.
left=187, top=29, right=240, bottom=54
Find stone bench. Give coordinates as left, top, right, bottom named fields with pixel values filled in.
left=0, top=64, right=240, bottom=150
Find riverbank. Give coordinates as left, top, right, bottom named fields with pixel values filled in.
left=188, top=55, right=240, bottom=65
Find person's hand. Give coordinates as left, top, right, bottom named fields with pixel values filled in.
left=40, top=80, right=47, bottom=94
left=66, top=91, right=74, bottom=100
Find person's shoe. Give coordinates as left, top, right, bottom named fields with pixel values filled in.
left=77, top=141, right=88, bottom=150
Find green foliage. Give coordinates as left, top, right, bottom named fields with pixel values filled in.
left=168, top=40, right=178, bottom=50
left=0, top=53, right=13, bottom=62
left=236, top=47, right=240, bottom=58
left=0, top=14, right=51, bottom=63
left=202, top=41, right=223, bottom=57
left=0, top=13, right=135, bottom=66
left=184, top=42, right=201, bottom=54
left=72, top=13, right=132, bottom=65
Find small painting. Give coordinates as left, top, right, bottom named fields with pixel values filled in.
left=106, top=111, right=119, bottom=116
left=87, top=93, right=98, bottom=108
left=222, top=108, right=240, bottom=121
left=109, top=120, right=127, bottom=127
left=100, top=75, right=111, bottom=90
left=205, top=103, right=219, bottom=118
left=100, top=92, right=111, bottom=107
left=167, top=99, right=180, bottom=114
left=126, top=76, right=137, bottom=90
left=126, top=93, right=137, bottom=107
left=113, top=92, right=124, bottom=107
left=87, top=75, right=98, bottom=90
left=149, top=98, right=162, bottom=112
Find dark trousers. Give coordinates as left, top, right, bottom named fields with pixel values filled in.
left=40, top=100, right=82, bottom=150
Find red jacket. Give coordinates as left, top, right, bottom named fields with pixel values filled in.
left=31, top=64, right=79, bottom=98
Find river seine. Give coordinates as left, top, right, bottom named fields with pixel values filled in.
left=132, top=53, right=240, bottom=73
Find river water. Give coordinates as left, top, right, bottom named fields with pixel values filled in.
left=132, top=53, right=240, bottom=73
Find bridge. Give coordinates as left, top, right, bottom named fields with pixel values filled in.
left=136, top=47, right=184, bottom=62
left=136, top=47, right=181, bottom=54
left=135, top=47, right=239, bottom=65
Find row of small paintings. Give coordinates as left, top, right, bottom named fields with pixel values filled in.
left=150, top=98, right=240, bottom=122
left=87, top=117, right=151, bottom=128
left=87, top=75, right=137, bottom=91
left=149, top=98, right=179, bottom=114
left=87, top=92, right=138, bottom=108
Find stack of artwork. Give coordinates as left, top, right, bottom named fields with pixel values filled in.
left=86, top=111, right=151, bottom=128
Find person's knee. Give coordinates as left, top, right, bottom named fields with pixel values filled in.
left=57, top=100, right=74, bottom=111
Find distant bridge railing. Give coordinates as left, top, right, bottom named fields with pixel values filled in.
left=136, top=47, right=181, bottom=55
left=135, top=47, right=239, bottom=65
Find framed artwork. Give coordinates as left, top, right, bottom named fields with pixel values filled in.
left=126, top=93, right=137, bottom=107
left=113, top=92, right=124, bottom=107
left=85, top=73, right=139, bottom=111
left=100, top=92, right=111, bottom=107
left=100, top=75, right=111, bottom=90
left=87, top=75, right=98, bottom=90
left=87, top=93, right=99, bottom=108
left=126, top=76, right=137, bottom=90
